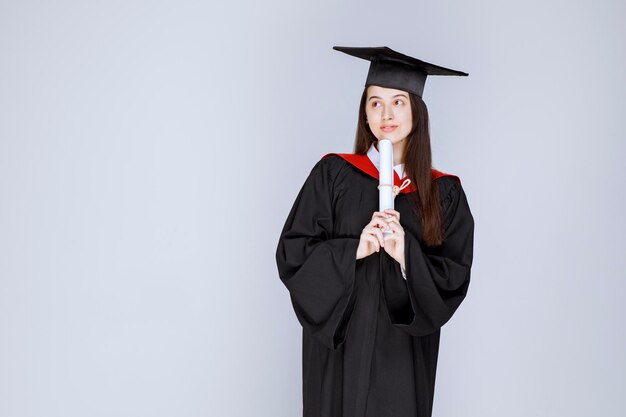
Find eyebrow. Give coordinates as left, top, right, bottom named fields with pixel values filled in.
left=368, top=94, right=409, bottom=101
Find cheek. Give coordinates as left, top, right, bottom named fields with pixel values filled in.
left=401, top=110, right=412, bottom=126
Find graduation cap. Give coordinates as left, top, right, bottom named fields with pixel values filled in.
left=333, top=46, right=468, bottom=98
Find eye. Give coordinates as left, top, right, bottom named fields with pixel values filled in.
left=370, top=101, right=381, bottom=108
left=394, top=99, right=405, bottom=105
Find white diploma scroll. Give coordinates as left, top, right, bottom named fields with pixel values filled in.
left=378, top=139, right=394, bottom=235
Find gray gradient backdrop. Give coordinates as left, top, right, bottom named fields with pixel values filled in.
left=1, top=1, right=625, bottom=416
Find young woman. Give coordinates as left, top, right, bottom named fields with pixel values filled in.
left=275, top=46, right=475, bottom=417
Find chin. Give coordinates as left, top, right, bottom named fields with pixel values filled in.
left=382, top=136, right=404, bottom=144
left=377, top=132, right=408, bottom=144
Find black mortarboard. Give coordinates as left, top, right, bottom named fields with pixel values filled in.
left=333, top=46, right=468, bottom=98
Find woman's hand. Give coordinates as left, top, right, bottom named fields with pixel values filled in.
left=356, top=212, right=389, bottom=260
left=381, top=209, right=406, bottom=269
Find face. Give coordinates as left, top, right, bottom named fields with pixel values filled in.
left=365, top=85, right=413, bottom=146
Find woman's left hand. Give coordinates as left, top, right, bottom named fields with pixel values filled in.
left=382, top=208, right=405, bottom=269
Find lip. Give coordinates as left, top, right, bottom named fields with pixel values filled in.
left=381, top=125, right=398, bottom=132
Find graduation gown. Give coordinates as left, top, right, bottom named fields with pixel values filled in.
left=275, top=153, right=474, bottom=417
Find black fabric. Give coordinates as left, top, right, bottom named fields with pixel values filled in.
left=366, top=58, right=428, bottom=98
left=276, top=155, right=475, bottom=417
left=333, top=46, right=468, bottom=98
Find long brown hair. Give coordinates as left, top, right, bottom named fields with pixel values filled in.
left=353, top=87, right=444, bottom=246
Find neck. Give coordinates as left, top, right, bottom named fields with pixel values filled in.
left=392, top=140, right=405, bottom=165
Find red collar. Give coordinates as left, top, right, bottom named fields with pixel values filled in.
left=322, top=153, right=460, bottom=194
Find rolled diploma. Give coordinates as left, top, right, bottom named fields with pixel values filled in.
left=378, top=139, right=394, bottom=235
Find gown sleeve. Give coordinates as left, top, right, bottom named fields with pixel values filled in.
left=275, top=157, right=359, bottom=350
left=382, top=178, right=475, bottom=336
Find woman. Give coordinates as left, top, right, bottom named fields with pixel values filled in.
left=275, top=46, right=475, bottom=417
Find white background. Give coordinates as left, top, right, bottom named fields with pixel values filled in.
left=1, top=1, right=625, bottom=416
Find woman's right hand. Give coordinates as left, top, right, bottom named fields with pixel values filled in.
left=356, top=211, right=390, bottom=260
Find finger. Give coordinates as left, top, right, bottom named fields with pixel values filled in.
left=383, top=225, right=404, bottom=241
left=367, top=218, right=388, bottom=229
left=383, top=231, right=401, bottom=242
left=372, top=211, right=391, bottom=221
left=383, top=208, right=400, bottom=220
left=384, top=220, right=404, bottom=235
left=379, top=222, right=393, bottom=234
left=362, top=229, right=378, bottom=244
left=366, top=225, right=385, bottom=246
left=373, top=227, right=385, bottom=247
left=383, top=217, right=403, bottom=230
left=364, top=225, right=383, bottom=240
left=380, top=221, right=401, bottom=238
left=363, top=234, right=380, bottom=252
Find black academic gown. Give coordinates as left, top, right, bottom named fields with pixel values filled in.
left=275, top=153, right=474, bottom=417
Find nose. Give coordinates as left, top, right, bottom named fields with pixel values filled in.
left=383, top=106, right=393, bottom=120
